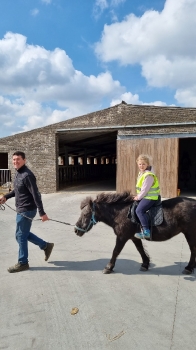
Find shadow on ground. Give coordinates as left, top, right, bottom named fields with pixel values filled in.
left=29, top=258, right=196, bottom=279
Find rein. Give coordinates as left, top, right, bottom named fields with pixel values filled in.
left=74, top=202, right=97, bottom=233
left=0, top=203, right=74, bottom=226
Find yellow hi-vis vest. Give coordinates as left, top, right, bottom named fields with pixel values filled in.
left=136, top=171, right=160, bottom=200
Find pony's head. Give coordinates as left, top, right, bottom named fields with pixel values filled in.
left=74, top=196, right=96, bottom=236
left=74, top=192, right=134, bottom=237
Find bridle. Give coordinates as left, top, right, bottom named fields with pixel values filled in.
left=74, top=202, right=97, bottom=233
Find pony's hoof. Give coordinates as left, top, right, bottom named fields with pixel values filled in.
left=140, top=265, right=148, bottom=272
left=102, top=268, right=113, bottom=274
left=182, top=268, right=193, bottom=275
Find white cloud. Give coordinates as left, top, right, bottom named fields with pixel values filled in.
left=175, top=87, right=196, bottom=107
left=31, top=8, right=39, bottom=16
left=110, top=92, right=168, bottom=107
left=110, top=10, right=118, bottom=22
left=0, top=30, right=169, bottom=138
left=93, top=0, right=125, bottom=19
left=110, top=92, right=140, bottom=106
left=95, top=0, right=196, bottom=106
left=96, top=0, right=108, bottom=11
left=0, top=32, right=125, bottom=137
left=93, top=0, right=109, bottom=18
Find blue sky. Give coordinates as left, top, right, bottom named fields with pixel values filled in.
left=0, top=0, right=195, bottom=138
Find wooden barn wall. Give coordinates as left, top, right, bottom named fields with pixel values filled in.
left=116, top=138, right=179, bottom=198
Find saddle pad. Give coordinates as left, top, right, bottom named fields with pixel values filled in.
left=148, top=205, right=163, bottom=226
left=127, top=201, right=163, bottom=226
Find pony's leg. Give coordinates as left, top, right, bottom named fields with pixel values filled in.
left=103, top=237, right=128, bottom=274
left=132, top=238, right=150, bottom=271
left=183, top=245, right=196, bottom=274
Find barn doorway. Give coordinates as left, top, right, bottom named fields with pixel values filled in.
left=0, top=153, right=11, bottom=187
left=0, top=152, right=8, bottom=169
left=57, top=130, right=117, bottom=191
left=178, top=138, right=196, bottom=196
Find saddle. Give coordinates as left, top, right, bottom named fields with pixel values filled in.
left=127, top=196, right=163, bottom=226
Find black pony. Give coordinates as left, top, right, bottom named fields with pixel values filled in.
left=74, top=192, right=196, bottom=275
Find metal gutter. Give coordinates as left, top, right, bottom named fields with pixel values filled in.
left=118, top=133, right=196, bottom=140
left=56, top=121, right=196, bottom=132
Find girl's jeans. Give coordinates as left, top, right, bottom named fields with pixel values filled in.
left=16, top=209, right=47, bottom=264
left=135, top=198, right=155, bottom=230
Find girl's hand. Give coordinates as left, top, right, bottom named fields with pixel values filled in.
left=133, top=195, right=139, bottom=201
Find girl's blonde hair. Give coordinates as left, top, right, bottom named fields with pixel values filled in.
left=136, top=154, right=151, bottom=165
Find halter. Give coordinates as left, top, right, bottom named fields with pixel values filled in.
left=74, top=202, right=97, bottom=233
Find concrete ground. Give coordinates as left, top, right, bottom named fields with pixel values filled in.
left=0, top=182, right=196, bottom=350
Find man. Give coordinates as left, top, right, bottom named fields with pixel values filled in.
left=0, top=151, right=54, bottom=273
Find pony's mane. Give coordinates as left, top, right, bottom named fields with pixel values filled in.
left=80, top=192, right=134, bottom=209
left=95, top=191, right=133, bottom=205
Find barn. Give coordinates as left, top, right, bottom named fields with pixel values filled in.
left=1, top=101, right=196, bottom=198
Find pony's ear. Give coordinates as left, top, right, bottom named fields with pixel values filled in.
left=80, top=196, right=93, bottom=210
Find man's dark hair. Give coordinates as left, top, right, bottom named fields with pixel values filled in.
left=13, top=151, right=26, bottom=159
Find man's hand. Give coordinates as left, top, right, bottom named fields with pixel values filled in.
left=133, top=195, right=139, bottom=201
left=40, top=214, right=49, bottom=222
left=0, top=196, right=6, bottom=204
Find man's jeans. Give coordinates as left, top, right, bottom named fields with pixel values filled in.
left=16, top=209, right=47, bottom=264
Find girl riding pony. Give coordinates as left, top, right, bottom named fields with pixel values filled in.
left=133, top=154, right=160, bottom=239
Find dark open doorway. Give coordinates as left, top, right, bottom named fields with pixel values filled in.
left=178, top=138, right=196, bottom=196
left=0, top=153, right=8, bottom=169
left=57, top=130, right=117, bottom=191
left=0, top=153, right=11, bottom=187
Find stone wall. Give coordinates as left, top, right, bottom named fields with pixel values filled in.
left=0, top=129, right=57, bottom=193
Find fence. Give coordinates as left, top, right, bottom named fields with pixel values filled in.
left=59, top=164, right=116, bottom=186
left=0, top=169, right=11, bottom=188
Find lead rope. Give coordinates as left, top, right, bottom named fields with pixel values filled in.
left=0, top=203, right=74, bottom=226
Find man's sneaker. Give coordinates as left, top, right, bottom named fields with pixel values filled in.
left=134, top=229, right=150, bottom=240
left=44, top=243, right=54, bottom=261
left=8, top=263, right=29, bottom=273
